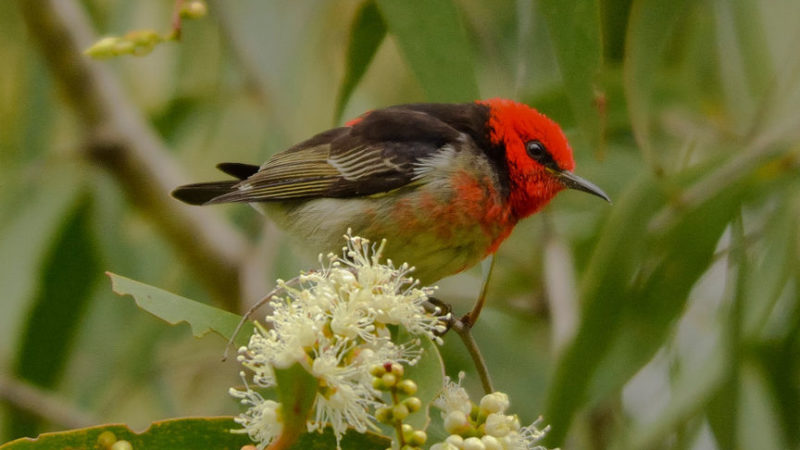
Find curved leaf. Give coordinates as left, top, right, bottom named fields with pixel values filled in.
left=0, top=417, right=251, bottom=450
left=623, top=0, right=692, bottom=170
left=334, top=0, right=386, bottom=123
left=0, top=416, right=390, bottom=450
left=539, top=0, right=605, bottom=152
left=626, top=351, right=727, bottom=448
left=376, top=0, right=478, bottom=101
left=0, top=169, right=82, bottom=355
left=107, top=272, right=253, bottom=348
left=9, top=195, right=100, bottom=439
left=543, top=174, right=663, bottom=445
left=544, top=151, right=793, bottom=445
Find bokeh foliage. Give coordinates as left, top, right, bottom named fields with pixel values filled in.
left=1, top=0, right=799, bottom=448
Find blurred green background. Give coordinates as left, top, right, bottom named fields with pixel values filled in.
left=2, top=0, right=799, bottom=448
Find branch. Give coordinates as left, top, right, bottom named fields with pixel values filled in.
left=0, top=375, right=98, bottom=430
left=18, top=0, right=248, bottom=310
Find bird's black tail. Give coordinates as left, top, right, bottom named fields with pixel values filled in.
left=171, top=162, right=260, bottom=205
left=171, top=181, right=238, bottom=205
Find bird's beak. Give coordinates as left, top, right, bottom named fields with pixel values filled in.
left=554, top=169, right=611, bottom=203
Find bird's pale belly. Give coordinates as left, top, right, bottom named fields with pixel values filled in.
left=258, top=176, right=516, bottom=284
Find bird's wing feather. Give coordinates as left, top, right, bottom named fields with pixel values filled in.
left=207, top=109, right=472, bottom=203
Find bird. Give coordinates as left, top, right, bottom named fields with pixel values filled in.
left=172, top=98, right=609, bottom=286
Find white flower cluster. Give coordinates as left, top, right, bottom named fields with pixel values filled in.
left=430, top=374, right=553, bottom=450
left=229, top=233, right=447, bottom=449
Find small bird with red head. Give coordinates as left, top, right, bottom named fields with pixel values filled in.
left=172, top=99, right=609, bottom=285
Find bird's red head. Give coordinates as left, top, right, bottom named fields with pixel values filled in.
left=479, top=98, right=576, bottom=219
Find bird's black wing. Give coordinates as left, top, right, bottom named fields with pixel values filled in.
left=197, top=108, right=471, bottom=204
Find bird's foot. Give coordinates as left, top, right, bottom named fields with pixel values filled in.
left=423, top=296, right=456, bottom=336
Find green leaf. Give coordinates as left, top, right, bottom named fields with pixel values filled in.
left=400, top=330, right=444, bottom=430
left=593, top=154, right=800, bottom=402
left=729, top=0, right=771, bottom=96
left=334, top=0, right=386, bottom=123
left=107, top=272, right=253, bottom=348
left=625, top=351, right=727, bottom=449
left=743, top=195, right=799, bottom=337
left=272, top=362, right=320, bottom=448
left=456, top=308, right=552, bottom=422
left=754, top=335, right=800, bottom=447
left=543, top=174, right=664, bottom=445
left=0, top=169, right=81, bottom=355
left=710, top=3, right=749, bottom=127
left=736, top=362, right=787, bottom=450
left=623, top=0, right=692, bottom=170
left=0, top=417, right=251, bottom=450
left=600, top=0, right=634, bottom=62
left=8, top=194, right=101, bottom=440
left=538, top=0, right=605, bottom=152
left=375, top=0, right=478, bottom=101
left=0, top=416, right=391, bottom=450
left=544, top=150, right=794, bottom=445
left=596, top=176, right=747, bottom=390
left=290, top=428, right=390, bottom=449
left=695, top=216, right=746, bottom=450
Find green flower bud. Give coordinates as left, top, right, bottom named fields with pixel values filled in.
left=408, top=430, right=427, bottom=445
left=112, top=40, right=135, bottom=56
left=376, top=406, right=393, bottom=423
left=96, top=430, right=117, bottom=447
left=369, top=364, right=386, bottom=377
left=381, top=373, right=397, bottom=388
left=397, top=379, right=418, bottom=395
left=389, top=362, right=404, bottom=377
left=84, top=37, right=121, bottom=59
left=180, top=1, right=208, bottom=19
left=403, top=396, right=422, bottom=413
left=129, top=30, right=159, bottom=44
left=124, top=30, right=162, bottom=56
left=393, top=403, right=410, bottom=421
left=110, top=440, right=133, bottom=450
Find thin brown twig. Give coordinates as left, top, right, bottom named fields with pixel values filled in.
left=171, top=0, right=186, bottom=40
left=222, top=276, right=302, bottom=361
left=462, top=255, right=496, bottom=328
left=451, top=255, right=497, bottom=394
left=451, top=321, right=494, bottom=394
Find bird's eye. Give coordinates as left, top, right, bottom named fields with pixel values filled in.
left=525, top=140, right=547, bottom=160
left=525, top=139, right=560, bottom=169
